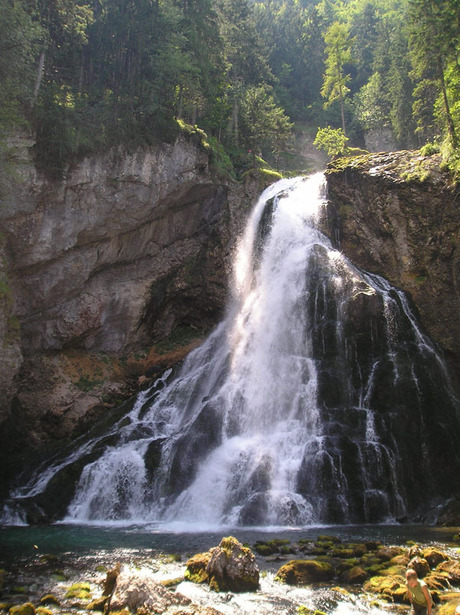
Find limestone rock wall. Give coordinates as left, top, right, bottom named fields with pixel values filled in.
left=325, top=151, right=460, bottom=385
left=0, top=136, right=261, bottom=492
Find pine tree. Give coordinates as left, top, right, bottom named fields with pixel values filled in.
left=321, top=21, right=353, bottom=135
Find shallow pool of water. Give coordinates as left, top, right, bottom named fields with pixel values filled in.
left=1, top=523, right=459, bottom=615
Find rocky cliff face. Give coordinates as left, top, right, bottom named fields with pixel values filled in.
left=0, top=135, right=263, bottom=492
left=325, top=151, right=460, bottom=388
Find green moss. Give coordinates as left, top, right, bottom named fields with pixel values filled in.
left=159, top=577, right=184, bottom=588
left=184, top=552, right=211, bottom=585
left=9, top=604, right=35, bottom=615
left=317, top=535, right=341, bottom=543
left=298, top=606, right=327, bottom=615
left=420, top=143, right=440, bottom=156
left=254, top=544, right=272, bottom=556
left=254, top=538, right=292, bottom=556
left=276, top=559, right=335, bottom=585
left=39, top=595, right=60, bottom=607
left=242, top=167, right=283, bottom=182
left=64, top=583, right=92, bottom=601
left=85, top=597, right=107, bottom=611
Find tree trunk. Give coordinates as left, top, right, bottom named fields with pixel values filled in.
left=438, top=56, right=457, bottom=148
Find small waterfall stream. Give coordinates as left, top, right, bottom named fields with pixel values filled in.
left=4, top=173, right=460, bottom=527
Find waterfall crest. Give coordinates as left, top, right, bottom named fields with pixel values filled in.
left=5, top=174, right=460, bottom=527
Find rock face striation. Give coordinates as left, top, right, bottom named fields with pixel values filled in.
left=325, top=151, right=460, bottom=387
left=0, top=135, right=262, bottom=495
left=1, top=144, right=459, bottom=514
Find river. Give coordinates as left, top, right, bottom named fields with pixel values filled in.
left=1, top=522, right=459, bottom=614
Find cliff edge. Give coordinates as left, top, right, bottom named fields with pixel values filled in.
left=325, top=151, right=460, bottom=388
left=0, top=135, right=263, bottom=493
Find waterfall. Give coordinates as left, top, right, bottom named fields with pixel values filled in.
left=5, top=173, right=460, bottom=527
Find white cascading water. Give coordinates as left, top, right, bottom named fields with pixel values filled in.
left=66, top=174, right=328, bottom=526
left=6, top=172, right=460, bottom=527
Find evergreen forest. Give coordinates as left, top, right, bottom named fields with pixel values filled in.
left=1, top=0, right=460, bottom=178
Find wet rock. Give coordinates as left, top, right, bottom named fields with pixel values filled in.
left=185, top=536, right=259, bottom=593
left=184, top=552, right=212, bottom=585
left=437, top=560, right=460, bottom=584
left=422, top=547, right=449, bottom=568
left=275, top=559, right=335, bottom=585
left=375, top=546, right=405, bottom=562
left=64, top=582, right=92, bottom=601
left=110, top=567, right=191, bottom=612
left=38, top=595, right=60, bottom=607
left=408, top=556, right=431, bottom=578
left=339, top=565, right=367, bottom=584
left=436, top=593, right=460, bottom=614
left=363, top=574, right=408, bottom=603
left=9, top=604, right=36, bottom=615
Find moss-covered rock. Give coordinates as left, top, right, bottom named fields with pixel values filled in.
left=38, top=595, right=60, bottom=607
left=275, top=559, right=335, bottom=585
left=389, top=553, right=410, bottom=567
left=375, top=546, right=405, bottom=562
left=186, top=537, right=259, bottom=593
left=8, top=603, right=35, bottom=615
left=437, top=560, right=460, bottom=584
left=64, top=582, right=92, bottom=601
left=423, top=547, right=449, bottom=568
left=85, top=596, right=108, bottom=611
left=436, top=594, right=460, bottom=615
left=339, top=566, right=367, bottom=585
left=363, top=575, right=408, bottom=603
left=253, top=538, right=293, bottom=556
left=408, top=556, right=431, bottom=578
left=206, top=536, right=259, bottom=592
left=379, top=564, right=406, bottom=577
left=184, top=552, right=212, bottom=585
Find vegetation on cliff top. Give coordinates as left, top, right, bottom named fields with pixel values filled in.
left=1, top=0, right=460, bottom=180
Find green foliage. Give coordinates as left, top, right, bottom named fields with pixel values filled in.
left=239, top=85, right=293, bottom=164
left=314, top=126, right=348, bottom=158
left=321, top=21, right=353, bottom=133
left=420, top=143, right=440, bottom=156
left=3, top=0, right=460, bottom=178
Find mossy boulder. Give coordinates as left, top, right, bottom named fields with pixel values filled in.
left=86, top=596, right=108, bottom=611
left=65, top=582, right=92, bottom=601
left=437, top=560, right=460, bottom=584
left=379, top=564, right=406, bottom=577
left=339, top=566, right=367, bottom=585
left=375, top=546, right=405, bottom=562
left=389, top=553, right=410, bottom=567
left=422, top=547, right=449, bottom=568
left=38, top=595, right=60, bottom=607
left=408, top=556, right=431, bottom=578
left=363, top=575, right=408, bottom=603
left=436, top=594, right=460, bottom=615
left=253, top=538, right=293, bottom=556
left=298, top=607, right=327, bottom=615
left=184, top=552, right=212, bottom=585
left=206, top=536, right=259, bottom=592
left=185, top=536, right=259, bottom=593
left=9, top=603, right=36, bottom=615
left=275, top=559, right=335, bottom=585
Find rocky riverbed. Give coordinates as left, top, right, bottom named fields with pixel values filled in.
left=1, top=528, right=459, bottom=615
